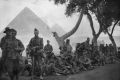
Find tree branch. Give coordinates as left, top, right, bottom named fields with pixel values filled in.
left=111, top=20, right=119, bottom=35
left=106, top=29, right=111, bottom=36
left=61, top=8, right=85, bottom=40
left=96, top=27, right=102, bottom=37
left=86, top=12, right=96, bottom=36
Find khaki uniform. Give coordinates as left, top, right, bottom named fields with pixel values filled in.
left=44, top=44, right=53, bottom=53
left=28, top=36, right=43, bottom=51
left=0, top=35, right=10, bottom=59
left=1, top=37, right=25, bottom=73
left=0, top=35, right=24, bottom=59
left=28, top=36, right=44, bottom=75
left=44, top=44, right=53, bottom=59
left=4, top=38, right=24, bottom=59
left=66, top=44, right=72, bottom=53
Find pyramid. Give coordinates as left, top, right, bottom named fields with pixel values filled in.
left=7, top=7, right=51, bottom=36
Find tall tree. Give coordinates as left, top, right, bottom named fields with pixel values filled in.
left=50, top=0, right=120, bottom=49
left=50, top=0, right=103, bottom=48
left=52, top=11, right=84, bottom=48
left=51, top=0, right=91, bottom=48
left=100, top=0, right=120, bottom=53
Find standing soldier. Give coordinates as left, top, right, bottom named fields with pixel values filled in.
left=0, top=27, right=11, bottom=73
left=65, top=39, right=72, bottom=56
left=0, top=27, right=11, bottom=61
left=44, top=40, right=53, bottom=60
left=27, top=28, right=44, bottom=79
left=0, top=28, right=25, bottom=80
left=85, top=37, right=90, bottom=50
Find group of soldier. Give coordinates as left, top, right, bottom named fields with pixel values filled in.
left=0, top=27, right=120, bottom=80
left=0, top=27, right=74, bottom=79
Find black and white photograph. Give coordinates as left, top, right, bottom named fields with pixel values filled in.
left=0, top=0, right=120, bottom=80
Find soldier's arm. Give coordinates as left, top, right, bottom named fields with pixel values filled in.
left=51, top=45, right=53, bottom=52
left=0, top=37, right=6, bottom=50
left=28, top=38, right=33, bottom=49
left=70, top=45, right=73, bottom=51
left=17, top=40, right=25, bottom=52
left=44, top=45, right=47, bottom=51
left=40, top=38, right=44, bottom=49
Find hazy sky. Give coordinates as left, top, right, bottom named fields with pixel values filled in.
left=0, top=0, right=120, bottom=37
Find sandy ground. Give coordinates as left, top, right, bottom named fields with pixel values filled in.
left=67, top=63, right=120, bottom=80
left=1, top=63, right=120, bottom=80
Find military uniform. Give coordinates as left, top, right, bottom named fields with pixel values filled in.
left=28, top=36, right=44, bottom=75
left=44, top=44, right=53, bottom=59
left=0, top=35, right=10, bottom=60
left=44, top=44, right=53, bottom=53
left=0, top=27, right=11, bottom=60
left=28, top=36, right=43, bottom=51
left=4, top=38, right=24, bottom=59
left=0, top=35, right=10, bottom=73
left=2, top=34, right=24, bottom=74
left=66, top=44, right=72, bottom=54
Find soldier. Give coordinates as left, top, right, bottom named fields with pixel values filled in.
left=80, top=52, right=92, bottom=70
left=0, top=27, right=11, bottom=74
left=0, top=27, right=11, bottom=61
left=109, top=44, right=114, bottom=56
left=1, top=28, right=25, bottom=80
left=85, top=37, right=90, bottom=50
left=65, top=39, right=72, bottom=54
left=105, top=44, right=108, bottom=56
left=27, top=28, right=44, bottom=79
left=5, top=28, right=25, bottom=60
left=44, top=40, right=53, bottom=60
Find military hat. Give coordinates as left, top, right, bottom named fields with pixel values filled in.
left=3, top=27, right=10, bottom=33
left=10, top=28, right=16, bottom=32
left=10, top=28, right=17, bottom=35
left=34, top=28, right=39, bottom=32
left=47, top=40, right=50, bottom=42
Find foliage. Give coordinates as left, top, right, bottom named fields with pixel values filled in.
left=50, top=0, right=101, bottom=16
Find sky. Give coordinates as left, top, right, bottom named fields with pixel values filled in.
left=0, top=0, right=120, bottom=37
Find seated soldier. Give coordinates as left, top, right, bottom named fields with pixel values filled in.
left=44, top=55, right=56, bottom=75
left=53, top=57, right=70, bottom=75
left=61, top=39, right=72, bottom=57
left=79, top=52, right=92, bottom=70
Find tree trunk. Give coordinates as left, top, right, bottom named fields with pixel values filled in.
left=86, top=12, right=96, bottom=36
left=106, top=20, right=119, bottom=54
left=92, top=34, right=100, bottom=47
left=109, top=34, right=117, bottom=54
left=86, top=12, right=102, bottom=46
left=92, top=35, right=98, bottom=46
left=61, top=8, right=84, bottom=40
left=107, top=31, right=117, bottom=54
left=52, top=8, right=85, bottom=48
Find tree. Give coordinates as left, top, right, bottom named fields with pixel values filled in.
left=100, top=0, right=120, bottom=53
left=51, top=0, right=90, bottom=48
left=52, top=11, right=84, bottom=48
left=50, top=0, right=103, bottom=48
left=50, top=0, right=120, bottom=50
